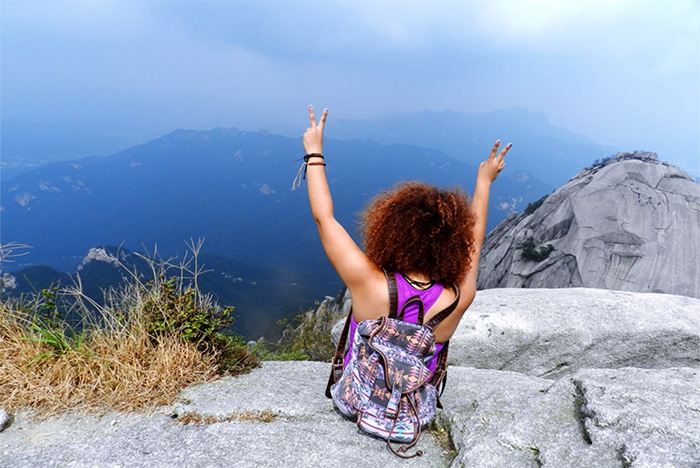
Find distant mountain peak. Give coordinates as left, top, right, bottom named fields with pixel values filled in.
left=331, top=108, right=615, bottom=186
left=478, top=154, right=700, bottom=298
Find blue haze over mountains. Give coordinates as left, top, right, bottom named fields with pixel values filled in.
left=328, top=108, right=617, bottom=187
left=2, top=109, right=617, bottom=337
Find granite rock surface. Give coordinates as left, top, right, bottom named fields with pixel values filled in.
left=3, top=288, right=700, bottom=467
left=3, top=362, right=698, bottom=468
left=448, top=288, right=700, bottom=378
left=477, top=153, right=700, bottom=298
left=0, top=362, right=452, bottom=468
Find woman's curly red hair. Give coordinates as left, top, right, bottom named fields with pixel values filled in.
left=360, top=181, right=476, bottom=285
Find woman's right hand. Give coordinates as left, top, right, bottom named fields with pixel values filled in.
left=477, top=140, right=512, bottom=183
left=303, top=106, right=328, bottom=155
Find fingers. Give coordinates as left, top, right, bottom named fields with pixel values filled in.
left=498, top=143, right=513, bottom=159
left=309, top=105, right=328, bottom=130
left=308, top=105, right=328, bottom=129
left=489, top=140, right=501, bottom=160
left=490, top=141, right=512, bottom=161
left=309, top=105, right=316, bottom=128
left=318, top=108, right=328, bottom=130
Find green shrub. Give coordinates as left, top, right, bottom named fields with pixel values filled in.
left=252, top=300, right=342, bottom=362
left=137, top=274, right=258, bottom=375
left=524, top=194, right=549, bottom=216
left=141, top=275, right=233, bottom=344
left=209, top=333, right=260, bottom=374
left=521, top=238, right=555, bottom=262
left=1, top=240, right=258, bottom=415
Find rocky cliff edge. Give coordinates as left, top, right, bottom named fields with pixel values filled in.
left=477, top=152, right=700, bottom=298
left=2, top=288, right=699, bottom=468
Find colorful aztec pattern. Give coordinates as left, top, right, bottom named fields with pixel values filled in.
left=331, top=317, right=439, bottom=443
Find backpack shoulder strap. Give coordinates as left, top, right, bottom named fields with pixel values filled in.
left=428, top=340, right=449, bottom=407
left=385, top=269, right=399, bottom=319
left=325, top=270, right=399, bottom=398
left=424, top=283, right=460, bottom=330
left=425, top=282, right=459, bottom=406
left=325, top=306, right=353, bottom=398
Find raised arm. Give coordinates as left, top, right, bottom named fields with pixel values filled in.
left=462, top=140, right=512, bottom=289
left=303, top=106, right=380, bottom=290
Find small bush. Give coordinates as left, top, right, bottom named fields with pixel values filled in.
left=0, top=299, right=218, bottom=417
left=523, top=194, right=549, bottom=216
left=277, top=303, right=338, bottom=362
left=591, top=156, right=613, bottom=168
left=252, top=299, right=342, bottom=362
left=0, top=241, right=258, bottom=417
left=141, top=276, right=233, bottom=343
left=209, top=332, right=260, bottom=374
left=521, top=238, right=555, bottom=262
left=250, top=338, right=310, bottom=361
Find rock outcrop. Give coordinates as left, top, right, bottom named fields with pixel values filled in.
left=440, top=366, right=700, bottom=468
left=2, top=288, right=700, bottom=467
left=477, top=152, right=700, bottom=298
left=447, top=288, right=700, bottom=378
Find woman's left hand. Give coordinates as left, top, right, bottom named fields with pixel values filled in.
left=477, top=140, right=512, bottom=183
left=303, top=106, right=328, bottom=155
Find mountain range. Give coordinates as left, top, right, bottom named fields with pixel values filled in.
left=477, top=151, right=700, bottom=299
left=329, top=108, right=617, bottom=186
left=1, top=109, right=618, bottom=337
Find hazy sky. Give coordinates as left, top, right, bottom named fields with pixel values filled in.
left=2, top=0, right=699, bottom=174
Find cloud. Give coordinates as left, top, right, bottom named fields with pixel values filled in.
left=1, top=0, right=697, bottom=174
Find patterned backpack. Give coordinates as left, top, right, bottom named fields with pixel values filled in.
left=325, top=271, right=459, bottom=458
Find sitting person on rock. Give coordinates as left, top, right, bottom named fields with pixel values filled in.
left=302, top=105, right=510, bottom=355
left=301, top=106, right=511, bottom=452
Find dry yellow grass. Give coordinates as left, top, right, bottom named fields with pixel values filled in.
left=172, top=409, right=279, bottom=425
left=0, top=302, right=217, bottom=418
left=0, top=242, right=259, bottom=418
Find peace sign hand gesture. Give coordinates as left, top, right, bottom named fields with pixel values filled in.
left=303, top=106, right=328, bottom=155
left=477, top=140, right=512, bottom=183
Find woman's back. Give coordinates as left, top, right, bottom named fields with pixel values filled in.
left=303, top=106, right=513, bottom=457
left=301, top=104, right=511, bottom=343
left=349, top=271, right=470, bottom=343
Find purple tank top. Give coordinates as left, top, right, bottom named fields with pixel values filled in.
left=344, top=272, right=446, bottom=376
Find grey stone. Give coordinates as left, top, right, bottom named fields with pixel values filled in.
left=331, top=315, right=346, bottom=347
left=1, top=361, right=452, bottom=468
left=174, top=361, right=338, bottom=420
left=3, top=362, right=699, bottom=467
left=1, top=417, right=451, bottom=468
left=449, top=288, right=700, bottom=378
left=329, top=288, right=352, bottom=346
left=331, top=287, right=700, bottom=378
left=288, top=287, right=350, bottom=352
left=572, top=367, right=700, bottom=468
left=440, top=366, right=700, bottom=468
left=0, top=409, right=11, bottom=432
left=4, top=289, right=700, bottom=467
left=478, top=155, right=700, bottom=299
left=439, top=367, right=618, bottom=468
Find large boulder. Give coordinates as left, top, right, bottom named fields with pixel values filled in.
left=448, top=288, right=700, bottom=378
left=332, top=288, right=700, bottom=379
left=3, top=288, right=699, bottom=467
left=477, top=153, right=700, bottom=298
left=440, top=366, right=700, bottom=468
left=3, top=362, right=698, bottom=468
left=0, top=362, right=452, bottom=468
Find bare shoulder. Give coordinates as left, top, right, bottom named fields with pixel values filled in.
left=432, top=281, right=476, bottom=343
left=348, top=269, right=391, bottom=322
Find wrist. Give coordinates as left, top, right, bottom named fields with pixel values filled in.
left=304, top=153, right=324, bottom=161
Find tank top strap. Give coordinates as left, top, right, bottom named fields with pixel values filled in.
left=394, top=272, right=444, bottom=325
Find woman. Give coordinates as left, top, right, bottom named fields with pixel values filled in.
left=303, top=105, right=511, bottom=350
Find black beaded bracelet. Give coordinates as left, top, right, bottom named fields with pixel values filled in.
left=303, top=153, right=324, bottom=162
